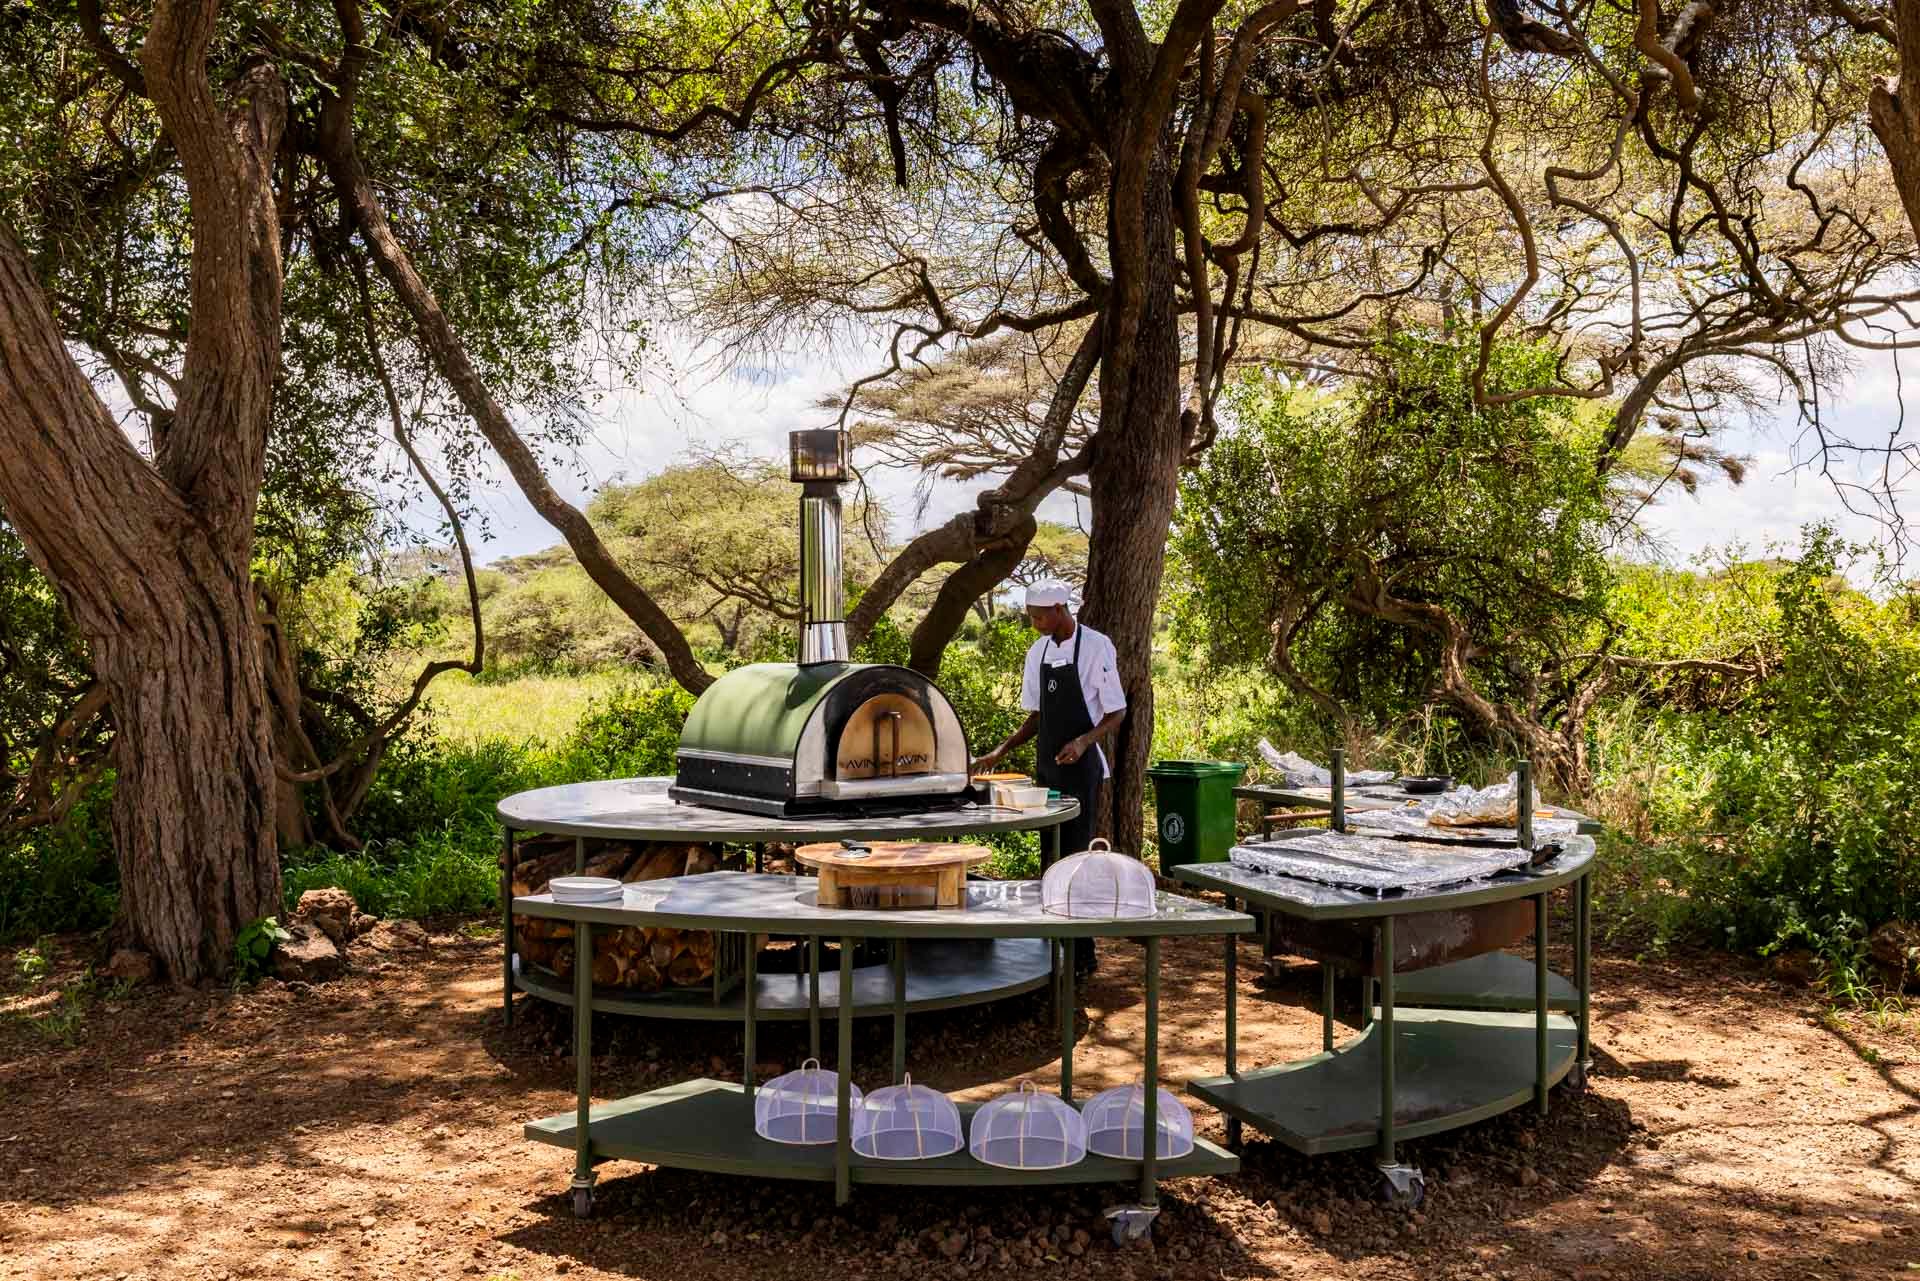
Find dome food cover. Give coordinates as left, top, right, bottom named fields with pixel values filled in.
left=1041, top=839, right=1157, bottom=919
left=852, top=1074, right=965, bottom=1160
left=1080, top=1081, right=1195, bottom=1160
left=755, top=1059, right=862, bottom=1146
left=968, top=1081, right=1087, bottom=1170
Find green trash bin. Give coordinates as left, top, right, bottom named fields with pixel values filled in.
left=1147, top=759, right=1246, bottom=868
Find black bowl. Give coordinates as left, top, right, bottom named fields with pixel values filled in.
left=1399, top=775, right=1454, bottom=794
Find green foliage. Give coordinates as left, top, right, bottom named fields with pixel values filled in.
left=232, top=917, right=292, bottom=986
left=1610, top=530, right=1920, bottom=974
left=0, top=782, right=116, bottom=943
left=1169, top=334, right=1614, bottom=732
left=13, top=937, right=49, bottom=983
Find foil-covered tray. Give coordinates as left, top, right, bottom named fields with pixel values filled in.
left=1345, top=807, right=1579, bottom=846
left=1227, top=831, right=1538, bottom=896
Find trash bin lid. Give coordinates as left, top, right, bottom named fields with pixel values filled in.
left=1146, top=759, right=1246, bottom=777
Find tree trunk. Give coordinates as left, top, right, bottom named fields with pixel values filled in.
left=1080, top=141, right=1184, bottom=857
left=0, top=17, right=288, bottom=984
left=98, top=559, right=280, bottom=977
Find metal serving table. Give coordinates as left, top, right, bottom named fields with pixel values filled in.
left=513, top=872, right=1254, bottom=1213
left=496, top=777, right=1080, bottom=1027
left=1172, top=837, right=1594, bottom=1205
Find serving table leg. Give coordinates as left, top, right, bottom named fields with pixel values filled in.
left=1321, top=962, right=1335, bottom=1051
left=1058, top=941, right=1075, bottom=1103
left=1141, top=935, right=1160, bottom=1206
left=1576, top=872, right=1593, bottom=1089
left=501, top=828, right=515, bottom=1027
left=1535, top=891, right=1550, bottom=1116
left=890, top=940, right=907, bottom=1083
left=808, top=935, right=822, bottom=1062
left=1377, top=915, right=1396, bottom=1168
left=835, top=935, right=854, bottom=1206
left=571, top=917, right=595, bottom=1217
left=744, top=935, right=759, bottom=1107
left=1224, top=902, right=1240, bottom=1149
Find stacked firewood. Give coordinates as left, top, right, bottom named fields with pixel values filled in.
left=509, top=839, right=726, bottom=991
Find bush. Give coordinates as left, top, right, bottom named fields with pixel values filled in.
left=1579, top=529, right=1920, bottom=988
left=0, top=782, right=116, bottom=942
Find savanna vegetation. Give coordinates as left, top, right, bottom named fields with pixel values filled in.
left=1, top=0, right=1917, bottom=1007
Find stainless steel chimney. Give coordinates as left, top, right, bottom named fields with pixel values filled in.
left=789, top=429, right=849, bottom=665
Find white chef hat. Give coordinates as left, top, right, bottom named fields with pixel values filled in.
left=1024, top=581, right=1071, bottom=608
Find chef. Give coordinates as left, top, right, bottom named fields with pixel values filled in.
left=971, top=581, right=1128, bottom=861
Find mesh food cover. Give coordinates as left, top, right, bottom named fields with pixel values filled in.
left=1041, top=839, right=1157, bottom=919
left=968, top=1081, right=1087, bottom=1170
left=755, top=1059, right=862, bottom=1146
left=1080, top=1081, right=1195, bottom=1160
left=852, top=1074, right=965, bottom=1160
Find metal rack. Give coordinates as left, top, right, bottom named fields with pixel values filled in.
left=1172, top=837, right=1595, bottom=1206
left=512, top=871, right=1254, bottom=1215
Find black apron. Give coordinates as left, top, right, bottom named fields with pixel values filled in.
left=1034, top=625, right=1100, bottom=859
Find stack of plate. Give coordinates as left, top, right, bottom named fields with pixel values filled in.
left=548, top=876, right=623, bottom=904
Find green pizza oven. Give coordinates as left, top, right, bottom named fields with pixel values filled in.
left=670, top=661, right=972, bottom=817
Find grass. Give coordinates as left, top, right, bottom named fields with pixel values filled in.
left=422, top=668, right=630, bottom=744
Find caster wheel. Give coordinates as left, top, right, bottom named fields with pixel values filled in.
left=1105, top=1206, right=1158, bottom=1246
left=572, top=1186, right=594, bottom=1219
left=1378, top=1169, right=1425, bottom=1210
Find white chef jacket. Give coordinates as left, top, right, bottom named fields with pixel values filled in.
left=1019, top=622, right=1128, bottom=777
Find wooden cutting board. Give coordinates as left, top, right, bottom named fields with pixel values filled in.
left=794, top=841, right=993, bottom=910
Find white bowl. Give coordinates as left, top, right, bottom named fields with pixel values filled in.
left=1007, top=786, right=1050, bottom=810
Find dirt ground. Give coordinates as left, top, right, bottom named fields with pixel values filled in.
left=2, top=921, right=1917, bottom=1281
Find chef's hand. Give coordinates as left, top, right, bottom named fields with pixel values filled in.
left=972, top=747, right=1006, bottom=772
left=1055, top=737, right=1087, bottom=766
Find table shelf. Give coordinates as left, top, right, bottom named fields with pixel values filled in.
left=513, top=937, right=1051, bottom=1021
left=1190, top=1009, right=1579, bottom=1155
left=1392, top=952, right=1580, bottom=1011
left=527, top=1078, right=1239, bottom=1187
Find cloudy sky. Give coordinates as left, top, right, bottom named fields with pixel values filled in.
left=450, top=325, right=1917, bottom=575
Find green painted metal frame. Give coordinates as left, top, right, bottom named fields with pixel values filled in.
left=533, top=845, right=1253, bottom=1212
left=1179, top=854, right=1594, bottom=1168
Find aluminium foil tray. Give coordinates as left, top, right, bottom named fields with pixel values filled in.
left=1226, top=831, right=1538, bottom=896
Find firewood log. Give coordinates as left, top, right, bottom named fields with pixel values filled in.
left=592, top=950, right=623, bottom=986
left=667, top=949, right=709, bottom=986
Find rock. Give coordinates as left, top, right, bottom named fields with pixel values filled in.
left=295, top=888, right=360, bottom=943
left=350, top=912, right=378, bottom=939
left=1868, top=921, right=1920, bottom=977
left=1309, top=1211, right=1332, bottom=1236
left=1770, top=948, right=1818, bottom=986
left=1518, top=1166, right=1540, bottom=1187
left=272, top=929, right=344, bottom=983
left=105, top=948, right=156, bottom=985
left=360, top=920, right=429, bottom=953
left=940, top=1231, right=969, bottom=1259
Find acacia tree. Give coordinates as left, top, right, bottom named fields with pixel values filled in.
left=0, top=3, right=287, bottom=979
left=586, top=0, right=1918, bottom=841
